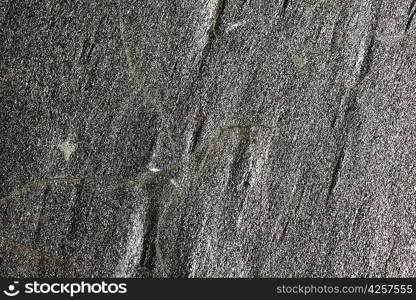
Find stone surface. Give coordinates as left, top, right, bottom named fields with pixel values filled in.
left=1, top=0, right=416, bottom=277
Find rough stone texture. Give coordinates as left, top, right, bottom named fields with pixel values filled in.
left=1, top=0, right=416, bottom=278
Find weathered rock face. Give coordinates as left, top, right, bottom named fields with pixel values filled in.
left=1, top=0, right=416, bottom=277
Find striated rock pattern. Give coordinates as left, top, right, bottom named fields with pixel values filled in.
left=1, top=0, right=416, bottom=277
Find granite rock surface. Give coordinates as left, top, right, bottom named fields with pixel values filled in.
left=1, top=0, right=416, bottom=277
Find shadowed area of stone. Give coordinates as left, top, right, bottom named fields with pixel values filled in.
left=1, top=0, right=416, bottom=277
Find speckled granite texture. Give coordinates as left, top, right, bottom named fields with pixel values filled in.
left=1, top=0, right=416, bottom=277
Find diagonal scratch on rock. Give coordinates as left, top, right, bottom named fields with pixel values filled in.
left=356, top=35, right=375, bottom=83
left=208, top=0, right=226, bottom=39
left=326, top=146, right=345, bottom=203
left=0, top=163, right=183, bottom=208
left=278, top=219, right=290, bottom=244
left=117, top=4, right=175, bottom=147
left=117, top=14, right=162, bottom=117
left=0, top=177, right=97, bottom=207
left=406, top=0, right=416, bottom=32
left=352, top=0, right=381, bottom=85
left=190, top=0, right=227, bottom=86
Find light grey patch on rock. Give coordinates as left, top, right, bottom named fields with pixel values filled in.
left=57, top=139, right=76, bottom=161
